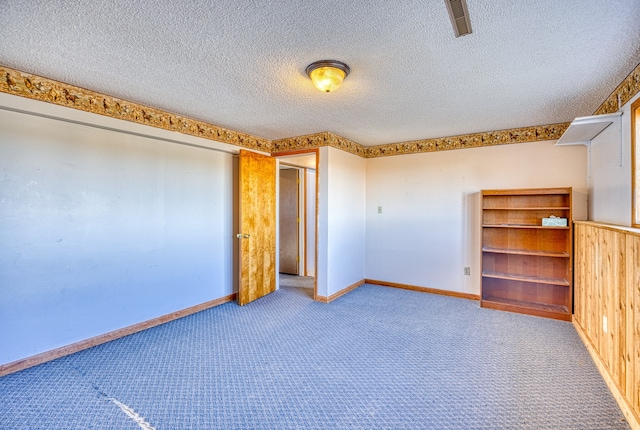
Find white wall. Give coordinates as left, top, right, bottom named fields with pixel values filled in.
left=365, top=140, right=588, bottom=296
left=316, top=147, right=366, bottom=297
left=0, top=95, right=238, bottom=365
left=589, top=93, right=639, bottom=226
left=0, top=88, right=608, bottom=366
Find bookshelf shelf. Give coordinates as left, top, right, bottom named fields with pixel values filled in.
left=481, top=188, right=573, bottom=321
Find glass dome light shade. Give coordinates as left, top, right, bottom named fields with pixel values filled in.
left=306, top=60, right=350, bottom=93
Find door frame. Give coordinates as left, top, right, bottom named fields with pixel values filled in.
left=272, top=148, right=319, bottom=301
left=277, top=165, right=301, bottom=275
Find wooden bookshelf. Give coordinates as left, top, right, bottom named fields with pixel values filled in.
left=481, top=188, right=573, bottom=321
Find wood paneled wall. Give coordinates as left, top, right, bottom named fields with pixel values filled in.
left=574, top=221, right=640, bottom=429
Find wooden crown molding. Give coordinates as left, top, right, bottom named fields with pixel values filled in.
left=0, top=66, right=272, bottom=153
left=3, top=62, right=639, bottom=158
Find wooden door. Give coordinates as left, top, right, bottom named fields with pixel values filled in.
left=279, top=168, right=299, bottom=274
left=238, top=150, right=277, bottom=306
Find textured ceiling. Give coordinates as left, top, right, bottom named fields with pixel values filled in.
left=1, top=0, right=639, bottom=147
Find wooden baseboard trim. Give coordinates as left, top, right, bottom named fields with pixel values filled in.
left=316, top=279, right=365, bottom=303
left=573, top=320, right=640, bottom=430
left=0, top=293, right=237, bottom=377
left=365, top=279, right=480, bottom=301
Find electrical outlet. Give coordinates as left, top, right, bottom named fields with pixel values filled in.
left=377, top=206, right=382, bottom=214
left=603, top=316, right=608, bottom=333
left=464, top=267, right=470, bottom=276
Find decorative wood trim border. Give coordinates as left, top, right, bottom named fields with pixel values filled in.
left=574, top=319, right=640, bottom=430
left=364, top=123, right=569, bottom=158
left=316, top=279, right=365, bottom=303
left=594, top=61, right=640, bottom=115
left=1, top=65, right=569, bottom=161
left=366, top=279, right=480, bottom=301
left=272, top=124, right=570, bottom=159
left=272, top=132, right=367, bottom=158
left=0, top=293, right=237, bottom=377
left=0, top=66, right=271, bottom=152
left=1, top=61, right=637, bottom=160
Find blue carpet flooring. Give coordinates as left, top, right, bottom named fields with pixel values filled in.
left=0, top=284, right=630, bottom=429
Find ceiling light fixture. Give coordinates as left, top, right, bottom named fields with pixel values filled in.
left=306, top=60, right=350, bottom=93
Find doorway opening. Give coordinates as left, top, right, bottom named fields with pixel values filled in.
left=275, top=150, right=318, bottom=300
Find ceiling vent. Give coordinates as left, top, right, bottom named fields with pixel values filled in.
left=445, top=0, right=472, bottom=37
